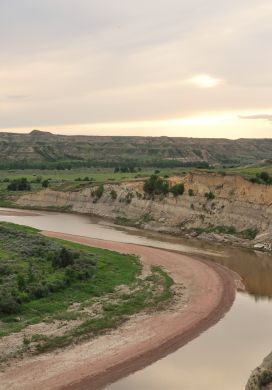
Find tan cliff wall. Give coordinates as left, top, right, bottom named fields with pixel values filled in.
left=16, top=172, right=272, bottom=239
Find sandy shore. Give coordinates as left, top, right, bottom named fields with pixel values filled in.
left=0, top=231, right=236, bottom=390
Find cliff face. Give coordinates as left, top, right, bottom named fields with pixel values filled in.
left=16, top=172, right=272, bottom=246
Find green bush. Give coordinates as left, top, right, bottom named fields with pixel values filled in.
left=259, top=370, right=272, bottom=386
left=42, top=179, right=49, bottom=188
left=7, top=177, right=31, bottom=191
left=143, top=175, right=169, bottom=196
left=205, top=191, right=215, bottom=200
left=0, top=289, right=20, bottom=314
left=188, top=188, right=194, bottom=196
left=110, top=189, right=117, bottom=200
left=94, top=184, right=104, bottom=199
left=170, top=183, right=185, bottom=197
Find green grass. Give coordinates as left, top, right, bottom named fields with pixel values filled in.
left=194, top=225, right=258, bottom=240
left=220, top=163, right=272, bottom=178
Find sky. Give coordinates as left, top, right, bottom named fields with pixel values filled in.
left=0, top=0, right=272, bottom=138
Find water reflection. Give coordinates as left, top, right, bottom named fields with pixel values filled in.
left=108, top=294, right=272, bottom=390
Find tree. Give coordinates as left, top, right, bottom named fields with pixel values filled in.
left=7, top=178, right=31, bottom=191
left=42, top=179, right=49, bottom=188
left=260, top=171, right=270, bottom=183
left=143, top=175, right=169, bottom=195
left=170, top=183, right=185, bottom=197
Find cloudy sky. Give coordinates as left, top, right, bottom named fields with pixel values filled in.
left=1, top=0, right=272, bottom=138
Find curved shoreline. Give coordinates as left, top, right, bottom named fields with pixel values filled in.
left=0, top=231, right=236, bottom=390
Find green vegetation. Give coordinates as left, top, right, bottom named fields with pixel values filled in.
left=110, top=189, right=117, bottom=200
left=188, top=188, right=194, bottom=196
left=143, top=175, right=169, bottom=196
left=170, top=183, right=185, bottom=197
left=143, top=175, right=185, bottom=198
left=249, top=171, right=272, bottom=185
left=0, top=223, right=96, bottom=315
left=259, top=370, right=272, bottom=386
left=0, top=222, right=174, bottom=360
left=92, top=184, right=104, bottom=201
left=7, top=178, right=31, bottom=191
left=219, top=162, right=272, bottom=180
left=194, top=225, right=258, bottom=240
left=204, top=191, right=215, bottom=200
left=1, top=131, right=272, bottom=169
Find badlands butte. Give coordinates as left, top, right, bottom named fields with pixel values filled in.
left=17, top=170, right=272, bottom=251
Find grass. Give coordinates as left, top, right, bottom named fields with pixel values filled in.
left=0, top=222, right=174, bottom=359
left=194, top=225, right=258, bottom=240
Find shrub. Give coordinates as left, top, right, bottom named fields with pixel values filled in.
left=259, top=370, right=272, bottom=386
left=205, top=191, right=215, bottom=200
left=110, top=189, right=117, bottom=200
left=239, top=228, right=258, bottom=240
left=188, top=189, right=194, bottom=196
left=170, top=183, right=185, bottom=197
left=260, top=171, right=270, bottom=183
left=52, top=247, right=75, bottom=269
left=94, top=185, right=104, bottom=199
left=42, top=179, right=49, bottom=188
left=125, top=192, right=134, bottom=203
left=143, top=175, right=169, bottom=196
left=7, top=178, right=31, bottom=191
left=0, top=290, right=21, bottom=314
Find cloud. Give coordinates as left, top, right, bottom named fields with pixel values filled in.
left=239, top=114, right=272, bottom=122
left=0, top=1, right=271, bottom=137
left=185, top=74, right=223, bottom=88
left=5, top=95, right=29, bottom=100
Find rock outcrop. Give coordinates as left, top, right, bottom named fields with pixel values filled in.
left=17, top=171, right=272, bottom=249
left=246, top=352, right=272, bottom=390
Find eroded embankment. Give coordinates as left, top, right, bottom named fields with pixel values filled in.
left=0, top=231, right=236, bottom=390
left=16, top=171, right=272, bottom=250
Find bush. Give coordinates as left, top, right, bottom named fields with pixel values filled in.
left=205, top=191, right=215, bottom=200
left=125, top=192, right=134, bottom=203
left=260, top=171, right=270, bottom=183
left=0, top=290, right=21, bottom=314
left=52, top=247, right=76, bottom=269
left=7, top=178, right=31, bottom=191
left=94, top=185, right=104, bottom=199
left=170, top=183, right=184, bottom=197
left=259, top=370, right=272, bottom=386
left=188, top=189, right=194, bottom=196
left=110, top=189, right=117, bottom=200
left=42, top=179, right=49, bottom=188
left=143, top=175, right=169, bottom=196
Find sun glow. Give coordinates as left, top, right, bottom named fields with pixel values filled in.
left=185, top=74, right=222, bottom=88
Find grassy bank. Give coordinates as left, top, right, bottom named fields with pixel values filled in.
left=0, top=223, right=174, bottom=363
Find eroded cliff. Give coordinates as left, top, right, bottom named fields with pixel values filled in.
left=16, top=171, right=272, bottom=248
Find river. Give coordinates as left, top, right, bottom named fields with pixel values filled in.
left=0, top=208, right=271, bottom=390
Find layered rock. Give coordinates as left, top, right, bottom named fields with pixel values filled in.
left=16, top=172, right=272, bottom=248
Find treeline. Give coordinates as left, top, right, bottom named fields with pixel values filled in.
left=0, top=159, right=210, bottom=171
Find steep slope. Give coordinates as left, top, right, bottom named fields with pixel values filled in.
left=16, top=171, right=272, bottom=249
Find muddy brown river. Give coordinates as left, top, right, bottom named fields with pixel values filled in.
left=0, top=208, right=271, bottom=390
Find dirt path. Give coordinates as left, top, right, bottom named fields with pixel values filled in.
left=0, top=231, right=236, bottom=390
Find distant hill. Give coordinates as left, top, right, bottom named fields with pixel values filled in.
left=0, top=130, right=271, bottom=168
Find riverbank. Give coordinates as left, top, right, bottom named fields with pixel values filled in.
left=0, top=231, right=236, bottom=390
left=14, top=171, right=272, bottom=253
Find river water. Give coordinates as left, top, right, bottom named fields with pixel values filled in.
left=0, top=208, right=272, bottom=390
